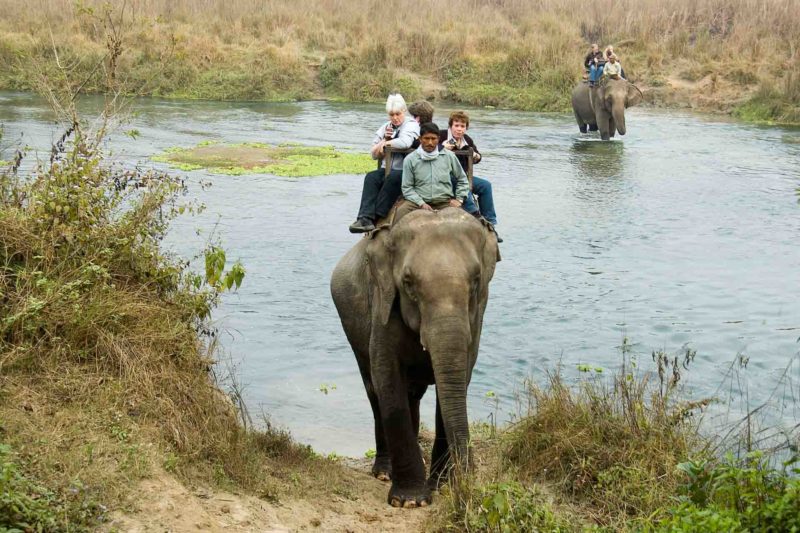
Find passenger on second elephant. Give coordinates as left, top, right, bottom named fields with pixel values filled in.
left=394, top=122, right=469, bottom=225
left=586, top=43, right=605, bottom=85
left=603, top=54, right=623, bottom=80
left=349, top=93, right=420, bottom=233
left=441, top=110, right=502, bottom=242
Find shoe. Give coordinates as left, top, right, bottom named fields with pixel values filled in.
left=349, top=217, right=375, bottom=233
left=494, top=230, right=503, bottom=243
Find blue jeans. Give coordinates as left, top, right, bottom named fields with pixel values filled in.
left=451, top=175, right=498, bottom=226
left=589, top=63, right=604, bottom=83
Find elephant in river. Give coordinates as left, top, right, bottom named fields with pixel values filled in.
left=571, top=78, right=643, bottom=140
left=330, top=208, right=499, bottom=508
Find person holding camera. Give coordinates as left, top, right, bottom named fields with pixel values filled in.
left=586, top=43, right=605, bottom=86
left=349, top=93, right=419, bottom=233
left=440, top=111, right=502, bottom=242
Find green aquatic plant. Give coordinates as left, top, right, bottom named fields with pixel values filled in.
left=152, top=142, right=375, bottom=177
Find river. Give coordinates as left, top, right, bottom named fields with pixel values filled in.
left=1, top=92, right=798, bottom=455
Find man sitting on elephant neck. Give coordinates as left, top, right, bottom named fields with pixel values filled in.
left=603, top=54, right=623, bottom=80
left=349, top=93, right=420, bottom=234
left=393, top=122, right=469, bottom=225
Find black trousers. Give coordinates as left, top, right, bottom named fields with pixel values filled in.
left=356, top=168, right=403, bottom=221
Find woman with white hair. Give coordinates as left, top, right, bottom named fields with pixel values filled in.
left=349, top=93, right=420, bottom=233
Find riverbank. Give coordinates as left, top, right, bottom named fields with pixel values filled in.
left=1, top=0, right=798, bottom=124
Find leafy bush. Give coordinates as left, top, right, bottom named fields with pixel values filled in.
left=434, top=479, right=575, bottom=532
left=503, top=344, right=705, bottom=527
left=653, top=452, right=800, bottom=532
left=0, top=443, right=105, bottom=531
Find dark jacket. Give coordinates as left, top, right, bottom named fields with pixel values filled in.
left=438, top=129, right=481, bottom=172
left=584, top=50, right=605, bottom=70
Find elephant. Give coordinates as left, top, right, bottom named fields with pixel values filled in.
left=571, top=78, right=643, bottom=140
left=330, top=208, right=499, bottom=508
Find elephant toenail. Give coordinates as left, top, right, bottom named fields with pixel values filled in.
left=420, top=500, right=429, bottom=507
left=403, top=500, right=417, bottom=508
left=391, top=498, right=402, bottom=508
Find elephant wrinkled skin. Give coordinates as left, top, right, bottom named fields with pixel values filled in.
left=330, top=208, right=499, bottom=508
left=571, top=78, right=643, bottom=140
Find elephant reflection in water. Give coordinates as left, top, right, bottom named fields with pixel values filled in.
left=331, top=208, right=499, bottom=508
left=569, top=140, right=625, bottom=180
left=568, top=140, right=630, bottom=208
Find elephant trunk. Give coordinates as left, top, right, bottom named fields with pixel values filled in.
left=612, top=101, right=626, bottom=135
left=423, top=313, right=472, bottom=467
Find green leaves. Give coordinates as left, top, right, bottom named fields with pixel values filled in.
left=659, top=452, right=800, bottom=532
left=203, top=246, right=245, bottom=291
left=469, top=482, right=571, bottom=532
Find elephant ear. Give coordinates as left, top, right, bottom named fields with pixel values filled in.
left=626, top=83, right=643, bottom=108
left=366, top=231, right=396, bottom=326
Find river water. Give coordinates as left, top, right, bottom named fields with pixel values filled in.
left=1, top=92, right=798, bottom=455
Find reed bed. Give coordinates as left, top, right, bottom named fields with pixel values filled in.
left=0, top=0, right=798, bottom=119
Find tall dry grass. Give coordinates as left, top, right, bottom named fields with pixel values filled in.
left=1, top=0, right=798, bottom=117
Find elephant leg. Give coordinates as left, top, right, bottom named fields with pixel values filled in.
left=573, top=109, right=588, bottom=134
left=363, top=375, right=392, bottom=481
left=371, top=336, right=430, bottom=507
left=428, top=397, right=450, bottom=489
left=589, top=123, right=599, bottom=132
left=408, top=382, right=427, bottom=439
left=608, top=118, right=617, bottom=138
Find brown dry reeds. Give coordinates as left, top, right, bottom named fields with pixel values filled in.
left=1, top=0, right=798, bottom=118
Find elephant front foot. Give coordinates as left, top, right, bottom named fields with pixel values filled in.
left=388, top=482, right=432, bottom=508
left=371, top=455, right=392, bottom=482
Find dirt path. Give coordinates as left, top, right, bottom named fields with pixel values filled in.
left=105, top=460, right=431, bottom=532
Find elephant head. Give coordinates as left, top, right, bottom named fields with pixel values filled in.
left=366, top=208, right=498, bottom=462
left=594, top=79, right=643, bottom=137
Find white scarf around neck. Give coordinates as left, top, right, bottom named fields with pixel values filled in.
left=417, top=145, right=439, bottom=161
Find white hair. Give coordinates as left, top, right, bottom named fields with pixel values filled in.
left=385, top=93, right=407, bottom=113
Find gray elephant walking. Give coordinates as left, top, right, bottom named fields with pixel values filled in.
left=330, top=208, right=499, bottom=508
left=571, top=78, right=643, bottom=140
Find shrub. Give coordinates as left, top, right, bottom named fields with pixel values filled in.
left=0, top=443, right=105, bottom=531
left=434, top=478, right=576, bottom=532
left=503, top=344, right=705, bottom=527
left=652, top=452, right=800, bottom=532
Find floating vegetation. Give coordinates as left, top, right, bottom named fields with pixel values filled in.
left=152, top=141, right=375, bottom=177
